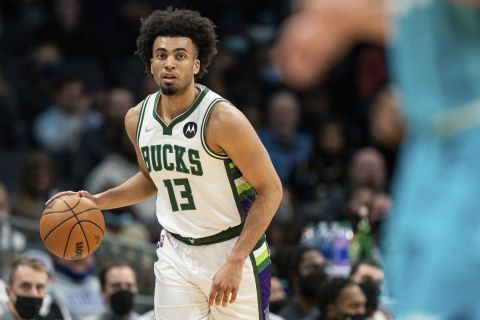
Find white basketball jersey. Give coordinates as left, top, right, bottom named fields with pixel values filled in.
left=137, top=85, right=256, bottom=238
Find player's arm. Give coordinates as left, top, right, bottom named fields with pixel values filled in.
left=207, top=102, right=282, bottom=306
left=273, top=0, right=388, bottom=88
left=46, top=102, right=157, bottom=210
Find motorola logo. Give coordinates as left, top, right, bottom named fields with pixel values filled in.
left=183, top=122, right=197, bottom=138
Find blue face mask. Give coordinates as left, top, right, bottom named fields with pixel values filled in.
left=56, top=263, right=93, bottom=282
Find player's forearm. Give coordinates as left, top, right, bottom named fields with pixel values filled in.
left=227, top=183, right=282, bottom=264
left=93, top=171, right=157, bottom=210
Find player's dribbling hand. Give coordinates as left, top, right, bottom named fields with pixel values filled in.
left=208, top=260, right=243, bottom=307
left=45, top=190, right=96, bottom=207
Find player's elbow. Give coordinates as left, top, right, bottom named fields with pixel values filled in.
left=270, top=176, right=283, bottom=211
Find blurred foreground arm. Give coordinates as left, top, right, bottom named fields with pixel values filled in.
left=273, top=0, right=388, bottom=89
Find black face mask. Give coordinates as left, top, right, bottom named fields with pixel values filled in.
left=110, top=289, right=134, bottom=316
left=14, top=295, right=43, bottom=319
left=269, top=298, right=288, bottom=314
left=299, top=270, right=327, bottom=299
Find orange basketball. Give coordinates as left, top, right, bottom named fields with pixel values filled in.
left=40, top=194, right=105, bottom=260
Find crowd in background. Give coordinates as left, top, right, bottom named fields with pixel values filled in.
left=0, top=0, right=405, bottom=319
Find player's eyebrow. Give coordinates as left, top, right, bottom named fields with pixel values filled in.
left=154, top=47, right=189, bottom=53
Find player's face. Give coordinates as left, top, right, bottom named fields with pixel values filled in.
left=7, top=265, right=48, bottom=300
left=150, top=36, right=200, bottom=96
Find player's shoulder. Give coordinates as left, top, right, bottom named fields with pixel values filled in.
left=208, top=100, right=244, bottom=126
left=125, top=98, right=148, bottom=141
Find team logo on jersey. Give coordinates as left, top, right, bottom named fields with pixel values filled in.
left=183, top=122, right=197, bottom=138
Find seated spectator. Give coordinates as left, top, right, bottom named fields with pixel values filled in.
left=33, top=73, right=101, bottom=185
left=315, top=277, right=367, bottom=320
left=0, top=183, right=26, bottom=252
left=11, top=152, right=58, bottom=220
left=258, top=90, right=313, bottom=183
left=278, top=246, right=327, bottom=320
left=50, top=255, right=105, bottom=320
left=350, top=260, right=389, bottom=320
left=0, top=257, right=49, bottom=320
left=72, top=87, right=135, bottom=188
left=21, top=249, right=73, bottom=320
left=270, top=275, right=288, bottom=316
left=85, top=262, right=146, bottom=320
left=33, top=73, right=101, bottom=154
left=320, top=147, right=387, bottom=222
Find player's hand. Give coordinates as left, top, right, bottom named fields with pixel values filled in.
left=208, top=260, right=243, bottom=307
left=45, top=190, right=95, bottom=207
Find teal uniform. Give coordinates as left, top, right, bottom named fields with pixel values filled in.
left=385, top=1, right=480, bottom=318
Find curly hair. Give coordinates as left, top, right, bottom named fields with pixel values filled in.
left=136, top=8, right=218, bottom=79
left=316, top=277, right=355, bottom=315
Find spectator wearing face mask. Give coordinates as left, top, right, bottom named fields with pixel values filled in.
left=50, top=255, right=105, bottom=320
left=316, top=277, right=367, bottom=320
left=85, top=263, right=143, bottom=320
left=350, top=260, right=390, bottom=320
left=278, top=246, right=327, bottom=320
left=0, top=257, right=48, bottom=320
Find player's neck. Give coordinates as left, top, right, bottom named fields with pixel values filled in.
left=158, top=83, right=199, bottom=124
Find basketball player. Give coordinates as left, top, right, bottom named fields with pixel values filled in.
left=47, top=8, right=282, bottom=320
left=274, top=0, right=480, bottom=318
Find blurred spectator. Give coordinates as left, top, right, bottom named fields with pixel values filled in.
left=0, top=72, right=27, bottom=149
left=40, top=0, right=94, bottom=56
left=348, top=148, right=386, bottom=192
left=22, top=249, right=72, bottom=320
left=85, top=262, right=145, bottom=320
left=278, top=246, right=326, bottom=320
left=102, top=208, right=150, bottom=243
left=294, top=118, right=349, bottom=202
left=350, top=260, right=388, bottom=320
left=320, top=147, right=387, bottom=222
left=270, top=275, right=288, bottom=315
left=16, top=43, right=64, bottom=127
left=267, top=185, right=301, bottom=250
left=11, top=152, right=57, bottom=219
left=50, top=256, right=105, bottom=320
left=368, top=86, right=405, bottom=150
left=0, top=257, right=48, bottom=320
left=259, top=90, right=313, bottom=183
left=33, top=74, right=101, bottom=154
left=315, top=277, right=367, bottom=320
left=72, top=87, right=135, bottom=188
left=0, top=182, right=26, bottom=252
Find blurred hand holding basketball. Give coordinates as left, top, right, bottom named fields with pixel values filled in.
left=40, top=194, right=105, bottom=260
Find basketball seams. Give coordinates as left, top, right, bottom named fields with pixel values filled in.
left=40, top=208, right=103, bottom=243
left=60, top=197, right=91, bottom=256
left=42, top=196, right=82, bottom=215
left=62, top=223, right=78, bottom=258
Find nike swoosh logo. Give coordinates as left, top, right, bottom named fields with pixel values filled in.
left=145, top=126, right=155, bottom=132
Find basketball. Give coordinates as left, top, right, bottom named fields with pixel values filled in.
left=40, top=194, right=105, bottom=260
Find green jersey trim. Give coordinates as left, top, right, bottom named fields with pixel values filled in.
left=136, top=94, right=151, bottom=144
left=201, top=98, right=229, bottom=159
left=152, top=84, right=209, bottom=135
left=224, top=160, right=246, bottom=221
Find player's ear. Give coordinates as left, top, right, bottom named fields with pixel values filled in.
left=193, top=59, right=200, bottom=75
left=150, top=59, right=154, bottom=75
